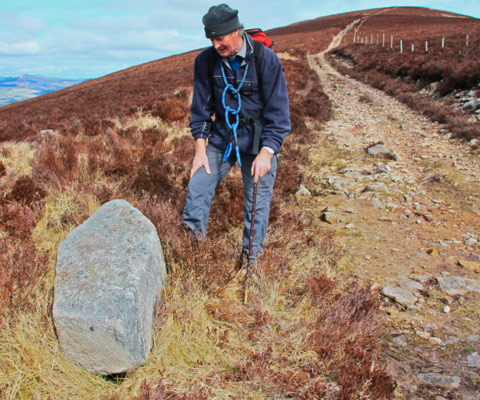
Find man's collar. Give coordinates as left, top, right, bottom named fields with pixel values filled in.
left=235, top=32, right=247, bottom=59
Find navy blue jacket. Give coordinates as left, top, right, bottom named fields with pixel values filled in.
left=190, top=35, right=291, bottom=155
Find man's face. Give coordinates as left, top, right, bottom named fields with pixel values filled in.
left=210, top=30, right=243, bottom=58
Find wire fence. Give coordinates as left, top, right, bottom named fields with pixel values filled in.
left=353, top=32, right=471, bottom=54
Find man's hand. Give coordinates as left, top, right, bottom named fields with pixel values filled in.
left=190, top=138, right=211, bottom=178
left=251, top=147, right=273, bottom=183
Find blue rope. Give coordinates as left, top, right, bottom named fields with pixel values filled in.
left=220, top=61, right=250, bottom=167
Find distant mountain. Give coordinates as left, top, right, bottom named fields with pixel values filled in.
left=0, top=74, right=85, bottom=106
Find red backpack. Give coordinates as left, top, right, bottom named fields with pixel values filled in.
left=245, top=28, right=274, bottom=48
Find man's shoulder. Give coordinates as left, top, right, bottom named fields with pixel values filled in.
left=196, top=46, right=216, bottom=61
left=261, top=45, right=279, bottom=61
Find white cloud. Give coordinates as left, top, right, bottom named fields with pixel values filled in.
left=0, top=13, right=48, bottom=34
left=0, top=40, right=41, bottom=56
left=1, top=0, right=479, bottom=79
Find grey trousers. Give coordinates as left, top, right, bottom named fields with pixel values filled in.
left=182, top=144, right=278, bottom=255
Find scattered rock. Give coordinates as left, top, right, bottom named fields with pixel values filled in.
left=465, top=238, right=478, bottom=247
left=296, top=184, right=311, bottom=196
left=416, top=330, right=431, bottom=340
left=371, top=198, right=383, bottom=208
left=53, top=200, right=167, bottom=375
left=437, top=276, right=480, bottom=296
left=443, top=337, right=461, bottom=346
left=458, top=259, right=480, bottom=272
left=385, top=202, right=398, bottom=210
left=321, top=211, right=338, bottom=224
left=413, top=275, right=429, bottom=284
left=462, top=98, right=479, bottom=110
left=427, top=248, right=439, bottom=257
left=386, top=308, right=400, bottom=316
left=443, top=305, right=451, bottom=314
left=40, top=129, right=55, bottom=136
left=429, top=337, right=443, bottom=345
left=392, top=336, right=407, bottom=347
left=381, top=285, right=418, bottom=307
left=366, top=142, right=398, bottom=160
left=399, top=278, right=424, bottom=293
left=467, top=352, right=480, bottom=368
left=362, top=183, right=388, bottom=193
left=416, top=373, right=461, bottom=390
left=415, top=211, right=433, bottom=222
left=467, top=335, right=480, bottom=342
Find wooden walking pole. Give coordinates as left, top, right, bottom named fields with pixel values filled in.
left=244, top=181, right=258, bottom=305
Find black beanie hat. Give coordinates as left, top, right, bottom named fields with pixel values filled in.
left=202, top=4, right=242, bottom=38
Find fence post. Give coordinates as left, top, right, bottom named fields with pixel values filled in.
left=400, top=40, right=403, bottom=54
left=425, top=41, right=428, bottom=52
left=371, top=33, right=373, bottom=44
left=390, top=35, right=393, bottom=49
left=382, top=33, right=385, bottom=47
left=441, top=37, right=445, bottom=48
left=411, top=43, right=414, bottom=52
left=466, top=34, right=469, bottom=46
left=377, top=33, right=379, bottom=45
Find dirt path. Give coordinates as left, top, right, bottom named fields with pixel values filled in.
left=305, top=25, right=480, bottom=400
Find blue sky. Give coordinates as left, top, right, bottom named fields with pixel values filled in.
left=1, top=0, right=479, bottom=79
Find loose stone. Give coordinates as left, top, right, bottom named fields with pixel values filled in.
left=416, top=373, right=461, bottom=390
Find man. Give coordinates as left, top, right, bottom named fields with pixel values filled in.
left=182, top=3, right=290, bottom=262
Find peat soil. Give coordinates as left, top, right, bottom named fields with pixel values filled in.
left=304, top=27, right=480, bottom=400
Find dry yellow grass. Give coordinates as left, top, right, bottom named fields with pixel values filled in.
left=34, top=188, right=100, bottom=254
left=0, top=304, right=115, bottom=399
left=277, top=52, right=299, bottom=61
left=0, top=142, right=36, bottom=177
left=115, top=111, right=190, bottom=147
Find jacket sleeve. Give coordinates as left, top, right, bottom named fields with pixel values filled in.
left=189, top=49, right=216, bottom=140
left=258, top=48, right=291, bottom=154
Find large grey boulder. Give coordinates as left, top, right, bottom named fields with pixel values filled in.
left=53, top=199, right=166, bottom=375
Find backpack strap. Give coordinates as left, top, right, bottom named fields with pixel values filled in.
left=207, top=46, right=219, bottom=88
left=252, top=39, right=264, bottom=86
left=250, top=40, right=264, bottom=154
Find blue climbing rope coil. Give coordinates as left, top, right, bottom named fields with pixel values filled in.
left=220, top=61, right=250, bottom=167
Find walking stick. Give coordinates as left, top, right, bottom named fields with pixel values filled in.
left=244, top=181, right=258, bottom=305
